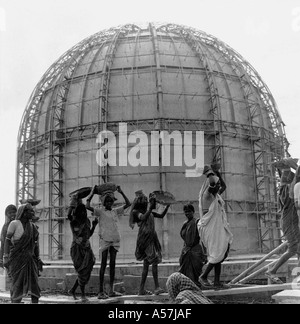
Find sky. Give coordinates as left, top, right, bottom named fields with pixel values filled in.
left=0, top=0, right=300, bottom=228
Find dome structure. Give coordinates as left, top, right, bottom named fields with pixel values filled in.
left=17, top=23, right=289, bottom=261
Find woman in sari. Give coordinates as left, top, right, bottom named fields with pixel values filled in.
left=293, top=166, right=300, bottom=217
left=179, top=203, right=207, bottom=286
left=166, top=272, right=212, bottom=304
left=0, top=205, right=17, bottom=268
left=198, top=165, right=233, bottom=288
left=67, top=201, right=98, bottom=301
left=265, top=168, right=300, bottom=283
left=3, top=203, right=41, bottom=303
left=129, top=190, right=170, bottom=295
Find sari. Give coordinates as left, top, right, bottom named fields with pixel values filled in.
left=135, top=212, right=162, bottom=265
left=6, top=205, right=41, bottom=301
left=166, top=272, right=212, bottom=304
left=179, top=217, right=206, bottom=284
left=198, top=179, right=233, bottom=264
left=279, top=184, right=300, bottom=253
left=0, top=205, right=17, bottom=263
left=70, top=218, right=95, bottom=286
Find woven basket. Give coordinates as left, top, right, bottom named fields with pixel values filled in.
left=69, top=187, right=92, bottom=199
left=273, top=158, right=298, bottom=170
left=94, top=182, right=117, bottom=196
left=152, top=190, right=176, bottom=205
left=19, top=199, right=41, bottom=206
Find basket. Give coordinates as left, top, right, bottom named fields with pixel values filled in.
left=151, top=190, right=176, bottom=205
left=69, top=187, right=92, bottom=199
left=273, top=158, right=298, bottom=170
left=94, top=182, right=117, bottom=196
left=19, top=199, right=41, bottom=206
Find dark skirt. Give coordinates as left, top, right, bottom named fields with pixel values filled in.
left=135, top=226, right=162, bottom=265
left=8, top=250, right=41, bottom=301
left=280, top=185, right=300, bottom=251
left=71, top=242, right=95, bottom=286
left=179, top=244, right=206, bottom=284
left=8, top=224, right=41, bottom=302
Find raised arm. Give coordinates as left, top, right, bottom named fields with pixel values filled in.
left=89, top=218, right=98, bottom=237
left=152, top=205, right=170, bottom=219
left=3, top=222, right=15, bottom=267
left=67, top=206, right=75, bottom=221
left=214, top=170, right=226, bottom=195
left=86, top=185, right=97, bottom=213
left=116, top=186, right=131, bottom=210
left=138, top=198, right=156, bottom=221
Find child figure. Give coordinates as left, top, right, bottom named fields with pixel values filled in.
left=86, top=183, right=131, bottom=299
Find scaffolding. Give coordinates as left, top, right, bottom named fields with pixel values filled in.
left=16, top=23, right=289, bottom=260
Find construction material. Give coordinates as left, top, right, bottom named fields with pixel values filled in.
left=230, top=241, right=287, bottom=284
left=238, top=259, right=279, bottom=284
left=1, top=283, right=295, bottom=304
left=272, top=290, right=300, bottom=304
left=152, top=191, right=177, bottom=205
left=69, top=187, right=92, bottom=199
left=204, top=283, right=295, bottom=298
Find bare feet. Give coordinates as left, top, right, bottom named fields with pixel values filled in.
left=198, top=277, right=212, bottom=288
left=97, top=292, right=108, bottom=299
left=138, top=289, right=152, bottom=295
left=81, top=295, right=89, bottom=302
left=213, top=282, right=231, bottom=289
left=68, top=289, right=77, bottom=300
left=108, top=291, right=123, bottom=297
left=154, top=287, right=165, bottom=295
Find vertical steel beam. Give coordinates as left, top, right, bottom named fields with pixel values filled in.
left=178, top=27, right=226, bottom=191
left=45, top=42, right=94, bottom=259
left=131, top=27, right=141, bottom=120
left=149, top=23, right=169, bottom=259
left=98, top=30, right=120, bottom=184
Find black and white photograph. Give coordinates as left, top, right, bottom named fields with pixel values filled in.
left=0, top=0, right=300, bottom=309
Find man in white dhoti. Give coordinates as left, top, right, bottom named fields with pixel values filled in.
left=198, top=165, right=233, bottom=289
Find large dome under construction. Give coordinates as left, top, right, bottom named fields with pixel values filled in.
left=17, top=22, right=289, bottom=261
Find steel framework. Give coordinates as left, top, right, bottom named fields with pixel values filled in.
left=16, top=23, right=289, bottom=260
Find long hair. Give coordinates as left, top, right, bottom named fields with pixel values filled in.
left=4, top=204, right=17, bottom=223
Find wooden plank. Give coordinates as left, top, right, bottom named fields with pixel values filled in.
left=0, top=292, right=121, bottom=304
left=203, top=283, right=295, bottom=297
left=272, top=290, right=300, bottom=304
left=230, top=242, right=287, bottom=284
left=116, top=293, right=169, bottom=301
left=1, top=283, right=297, bottom=303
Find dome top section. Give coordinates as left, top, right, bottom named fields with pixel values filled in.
left=18, top=22, right=287, bottom=154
